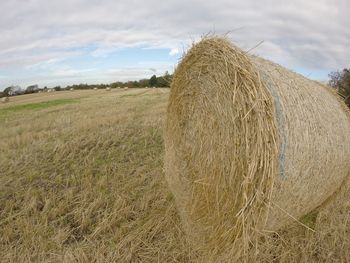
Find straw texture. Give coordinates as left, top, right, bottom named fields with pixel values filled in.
left=164, top=37, right=350, bottom=261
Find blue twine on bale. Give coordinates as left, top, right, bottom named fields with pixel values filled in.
left=260, top=71, right=287, bottom=177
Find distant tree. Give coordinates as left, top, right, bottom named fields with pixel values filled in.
left=149, top=75, right=158, bottom=87
left=3, top=87, right=12, bottom=96
left=111, top=82, right=124, bottom=88
left=53, top=86, right=61, bottom=91
left=129, top=81, right=139, bottom=88
left=0, top=91, right=4, bottom=98
left=155, top=71, right=172, bottom=87
left=157, top=76, right=167, bottom=87
left=25, top=84, right=39, bottom=94
left=329, top=68, right=350, bottom=108
left=3, top=86, right=23, bottom=96
left=164, top=71, right=173, bottom=87
left=139, top=79, right=149, bottom=87
left=125, top=81, right=134, bottom=88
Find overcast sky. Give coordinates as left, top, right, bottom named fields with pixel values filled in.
left=0, top=0, right=349, bottom=89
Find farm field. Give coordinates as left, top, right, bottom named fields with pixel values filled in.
left=0, top=88, right=350, bottom=262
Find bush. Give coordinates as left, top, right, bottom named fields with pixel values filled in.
left=329, top=69, right=350, bottom=107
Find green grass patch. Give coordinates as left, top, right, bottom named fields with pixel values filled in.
left=300, top=210, right=319, bottom=230
left=0, top=99, right=79, bottom=118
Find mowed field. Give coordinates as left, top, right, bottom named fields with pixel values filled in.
left=1, top=88, right=350, bottom=262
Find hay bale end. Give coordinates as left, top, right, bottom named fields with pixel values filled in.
left=164, top=37, right=350, bottom=260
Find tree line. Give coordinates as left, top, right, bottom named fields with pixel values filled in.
left=65, top=71, right=172, bottom=90
left=328, top=68, right=350, bottom=108
left=1, top=69, right=349, bottom=109
left=0, top=72, right=173, bottom=98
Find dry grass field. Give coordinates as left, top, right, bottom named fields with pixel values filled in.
left=1, top=88, right=350, bottom=262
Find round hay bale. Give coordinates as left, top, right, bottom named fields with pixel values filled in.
left=93, top=87, right=98, bottom=90
left=1, top=97, right=9, bottom=103
left=165, top=37, right=350, bottom=259
left=106, top=87, right=111, bottom=91
left=124, top=87, right=129, bottom=90
left=70, top=88, right=74, bottom=91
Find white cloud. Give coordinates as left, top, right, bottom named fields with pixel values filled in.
left=51, top=68, right=97, bottom=78
left=0, top=0, right=349, bottom=87
left=169, top=48, right=179, bottom=56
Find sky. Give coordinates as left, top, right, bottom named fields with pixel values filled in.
left=0, top=0, right=349, bottom=90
